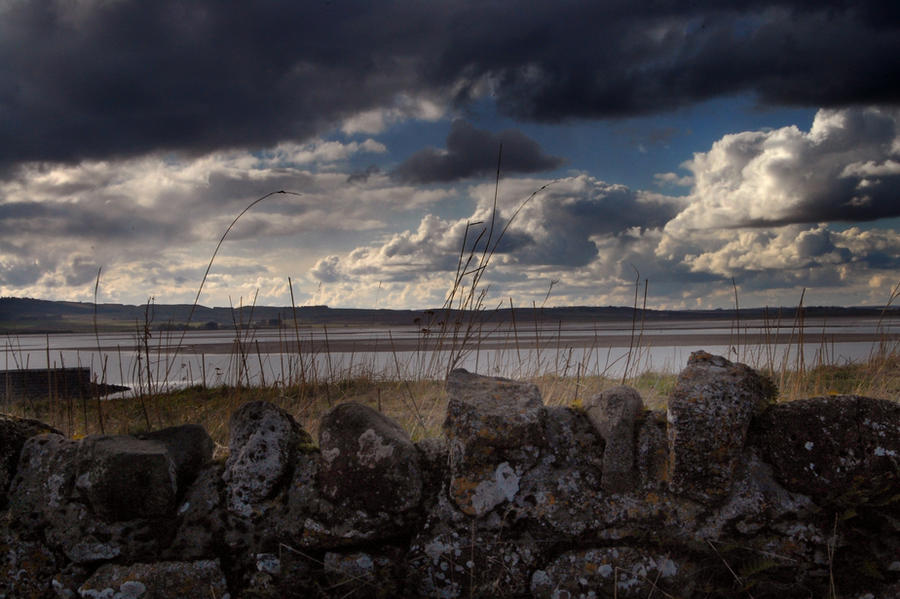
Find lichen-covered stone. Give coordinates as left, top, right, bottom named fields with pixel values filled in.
left=223, top=400, right=311, bottom=517
left=11, top=433, right=179, bottom=564
left=78, top=559, right=229, bottom=598
left=584, top=385, right=643, bottom=493
left=416, top=436, right=449, bottom=513
left=9, top=433, right=79, bottom=519
left=530, top=547, right=695, bottom=598
left=75, top=435, right=178, bottom=522
left=407, top=526, right=542, bottom=598
left=510, top=407, right=606, bottom=536
left=698, top=450, right=815, bottom=538
left=277, top=449, right=415, bottom=550
left=636, top=410, right=668, bottom=490
left=318, top=401, right=422, bottom=513
left=444, top=368, right=547, bottom=516
left=667, top=351, right=777, bottom=503
left=751, top=395, right=900, bottom=501
left=137, top=424, right=214, bottom=493
left=0, top=524, right=58, bottom=599
left=167, top=464, right=228, bottom=560
left=0, top=414, right=61, bottom=509
left=322, top=549, right=403, bottom=597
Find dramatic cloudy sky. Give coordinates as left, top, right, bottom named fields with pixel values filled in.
left=2, top=0, right=899, bottom=309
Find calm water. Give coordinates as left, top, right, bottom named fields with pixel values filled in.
left=2, top=317, right=897, bottom=393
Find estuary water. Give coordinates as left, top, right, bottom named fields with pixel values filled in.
left=2, top=316, right=897, bottom=394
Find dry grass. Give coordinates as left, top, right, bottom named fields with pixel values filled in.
left=4, top=187, right=898, bottom=448
left=8, top=347, right=898, bottom=449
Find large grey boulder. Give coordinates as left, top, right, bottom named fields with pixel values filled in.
left=584, top=385, right=644, bottom=493
left=10, top=433, right=82, bottom=522
left=223, top=400, right=312, bottom=517
left=10, top=430, right=209, bottom=565
left=282, top=448, right=418, bottom=550
left=443, top=368, right=547, bottom=516
left=78, top=559, right=229, bottom=597
left=667, top=351, right=777, bottom=503
left=0, top=414, right=61, bottom=509
left=75, top=435, right=178, bottom=522
left=137, top=424, right=214, bottom=493
left=318, top=401, right=422, bottom=513
left=511, top=406, right=606, bottom=536
left=751, top=395, right=900, bottom=501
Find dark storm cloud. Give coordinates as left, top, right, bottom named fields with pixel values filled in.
left=0, top=200, right=189, bottom=241
left=390, top=120, right=564, bottom=183
left=0, top=1, right=898, bottom=170
left=347, top=166, right=382, bottom=184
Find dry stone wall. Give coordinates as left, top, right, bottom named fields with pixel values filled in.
left=1, top=351, right=899, bottom=598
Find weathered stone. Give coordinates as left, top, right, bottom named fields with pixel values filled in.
left=407, top=527, right=543, bottom=598
left=511, top=407, right=606, bottom=536
left=751, top=395, right=900, bottom=501
left=322, top=549, right=403, bottom=597
left=223, top=400, right=311, bottom=517
left=137, top=424, right=214, bottom=493
left=636, top=410, right=668, bottom=490
left=167, top=464, right=228, bottom=560
left=444, top=368, right=547, bottom=516
left=318, top=401, right=422, bottom=513
left=531, top=547, right=695, bottom=599
left=0, top=524, right=58, bottom=599
left=667, top=351, right=777, bottom=503
left=11, top=433, right=178, bottom=564
left=585, top=385, right=643, bottom=493
left=276, top=450, right=414, bottom=550
left=0, top=414, right=60, bottom=509
left=544, top=405, right=606, bottom=470
left=9, top=433, right=81, bottom=531
left=78, top=559, right=229, bottom=598
left=416, top=436, right=449, bottom=510
left=698, top=450, right=815, bottom=538
left=75, top=435, right=178, bottom=521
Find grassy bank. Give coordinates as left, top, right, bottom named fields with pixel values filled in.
left=7, top=349, right=898, bottom=451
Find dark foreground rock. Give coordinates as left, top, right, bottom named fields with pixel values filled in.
left=0, top=414, right=61, bottom=510
left=1, top=351, right=898, bottom=598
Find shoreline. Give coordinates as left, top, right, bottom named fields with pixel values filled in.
left=82, top=330, right=900, bottom=355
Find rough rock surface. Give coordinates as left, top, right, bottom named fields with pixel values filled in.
left=0, top=414, right=61, bottom=508
left=137, top=423, right=214, bottom=493
left=1, top=353, right=898, bottom=598
left=584, top=385, right=643, bottom=493
left=408, top=523, right=543, bottom=598
left=223, top=400, right=312, bottom=517
left=510, top=406, right=606, bottom=536
left=8, top=429, right=212, bottom=567
left=751, top=394, right=900, bottom=500
left=636, top=409, right=668, bottom=490
left=444, top=368, right=547, bottom=516
left=530, top=547, right=696, bottom=598
left=75, top=434, right=178, bottom=522
left=318, top=401, right=422, bottom=513
left=0, top=528, right=59, bottom=598
left=78, top=559, right=229, bottom=597
left=667, top=350, right=777, bottom=503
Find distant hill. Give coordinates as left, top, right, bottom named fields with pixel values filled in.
left=1, top=296, right=897, bottom=334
